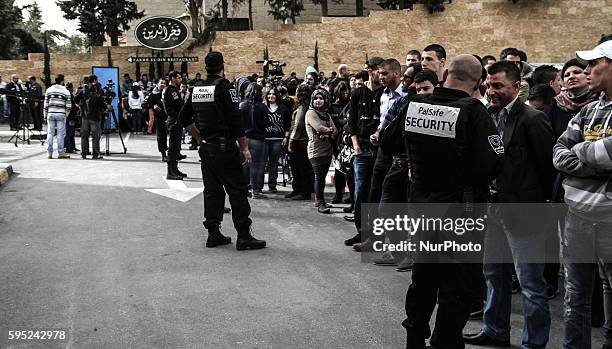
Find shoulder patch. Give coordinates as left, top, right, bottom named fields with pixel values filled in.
left=404, top=102, right=460, bottom=138
left=488, top=135, right=504, bottom=154
left=192, top=86, right=215, bottom=103
left=172, top=91, right=180, bottom=100
left=229, top=88, right=239, bottom=103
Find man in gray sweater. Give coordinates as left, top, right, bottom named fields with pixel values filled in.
left=553, top=40, right=612, bottom=349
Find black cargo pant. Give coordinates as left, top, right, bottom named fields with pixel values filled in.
left=199, top=142, right=252, bottom=235
left=403, top=262, right=471, bottom=349
left=155, top=112, right=168, bottom=153
left=167, top=117, right=181, bottom=161
left=81, top=118, right=101, bottom=156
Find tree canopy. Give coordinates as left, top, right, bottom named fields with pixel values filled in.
left=57, top=0, right=144, bottom=47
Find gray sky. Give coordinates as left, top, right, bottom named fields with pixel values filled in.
left=15, top=0, right=79, bottom=35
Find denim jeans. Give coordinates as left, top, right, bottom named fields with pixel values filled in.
left=248, top=138, right=267, bottom=192
left=352, top=149, right=376, bottom=233
left=483, top=208, right=550, bottom=348
left=266, top=139, right=282, bottom=190
left=46, top=113, right=66, bottom=154
left=131, top=109, right=143, bottom=132
left=563, top=211, right=612, bottom=349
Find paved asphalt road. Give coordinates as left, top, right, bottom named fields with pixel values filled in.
left=0, top=134, right=605, bottom=348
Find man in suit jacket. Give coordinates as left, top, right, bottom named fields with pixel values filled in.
left=5, top=74, right=24, bottom=130
left=464, top=61, right=555, bottom=348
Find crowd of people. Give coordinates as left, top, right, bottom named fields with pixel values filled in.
left=1, top=34, right=612, bottom=348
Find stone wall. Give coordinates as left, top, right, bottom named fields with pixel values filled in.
left=1, top=0, right=610, bottom=89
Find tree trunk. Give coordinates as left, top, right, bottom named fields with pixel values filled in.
left=321, top=0, right=328, bottom=17
left=356, top=0, right=363, bottom=16
left=399, top=0, right=406, bottom=9
left=248, top=0, right=253, bottom=30
left=221, top=0, right=228, bottom=30
left=189, top=3, right=200, bottom=36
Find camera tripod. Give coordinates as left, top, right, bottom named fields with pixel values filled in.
left=102, top=107, right=127, bottom=156
left=7, top=96, right=45, bottom=147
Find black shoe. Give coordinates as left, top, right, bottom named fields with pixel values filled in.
left=166, top=173, right=183, bottom=180
left=92, top=154, right=103, bottom=160
left=317, top=203, right=331, bottom=214
left=236, top=234, right=266, bottom=250
left=395, top=256, right=414, bottom=272
left=343, top=215, right=354, bottom=222
left=462, top=331, right=510, bottom=347
left=344, top=233, right=360, bottom=246
left=161, top=152, right=167, bottom=162
left=331, top=195, right=343, bottom=204
left=268, top=188, right=278, bottom=193
left=224, top=207, right=231, bottom=214
left=343, top=205, right=354, bottom=213
left=206, top=232, right=232, bottom=248
left=178, top=153, right=187, bottom=160
left=284, top=192, right=298, bottom=198
left=343, top=197, right=352, bottom=204
left=81, top=154, right=87, bottom=159
left=176, top=169, right=187, bottom=178
left=189, top=144, right=198, bottom=150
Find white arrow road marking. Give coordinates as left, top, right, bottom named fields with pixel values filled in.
left=145, top=177, right=202, bottom=202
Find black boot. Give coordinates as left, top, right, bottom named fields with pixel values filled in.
left=206, top=227, right=232, bottom=248
left=161, top=151, right=167, bottom=162
left=175, top=164, right=187, bottom=178
left=166, top=161, right=183, bottom=180
left=236, top=228, right=266, bottom=250
left=178, top=153, right=187, bottom=160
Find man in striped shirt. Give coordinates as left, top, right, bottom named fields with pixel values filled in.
left=553, top=39, right=612, bottom=349
left=44, top=74, right=72, bottom=159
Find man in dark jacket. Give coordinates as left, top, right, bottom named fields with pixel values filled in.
left=464, top=60, right=555, bottom=348
left=344, top=63, right=383, bottom=247
left=163, top=71, right=187, bottom=180
left=80, top=82, right=107, bottom=159
left=402, top=55, right=503, bottom=349
left=179, top=51, right=266, bottom=251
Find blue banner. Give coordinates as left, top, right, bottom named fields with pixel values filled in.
left=92, top=66, right=120, bottom=129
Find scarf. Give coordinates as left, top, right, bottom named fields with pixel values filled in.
left=309, top=88, right=332, bottom=121
left=554, top=89, right=596, bottom=113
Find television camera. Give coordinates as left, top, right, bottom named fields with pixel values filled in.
left=256, top=59, right=287, bottom=87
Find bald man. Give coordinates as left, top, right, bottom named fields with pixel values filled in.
left=401, top=54, right=503, bottom=349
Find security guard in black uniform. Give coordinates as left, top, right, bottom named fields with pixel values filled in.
left=179, top=51, right=266, bottom=250
left=400, top=55, right=503, bottom=348
left=163, top=71, right=187, bottom=180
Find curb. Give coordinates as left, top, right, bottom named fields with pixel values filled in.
left=0, top=163, right=14, bottom=186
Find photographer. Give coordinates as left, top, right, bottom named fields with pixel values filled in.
left=80, top=82, right=107, bottom=160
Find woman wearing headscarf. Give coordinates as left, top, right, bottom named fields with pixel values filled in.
left=330, top=81, right=352, bottom=204
left=239, top=82, right=268, bottom=199
left=305, top=88, right=338, bottom=214
left=287, top=84, right=315, bottom=200
left=263, top=87, right=292, bottom=193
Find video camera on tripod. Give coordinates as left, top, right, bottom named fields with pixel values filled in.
left=101, top=80, right=116, bottom=104
left=256, top=59, right=287, bottom=87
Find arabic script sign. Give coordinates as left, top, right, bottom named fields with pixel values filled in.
left=135, top=16, right=189, bottom=50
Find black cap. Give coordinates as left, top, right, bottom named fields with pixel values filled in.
left=205, top=51, right=224, bottom=70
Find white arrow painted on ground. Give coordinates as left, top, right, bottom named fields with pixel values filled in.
left=145, top=177, right=202, bottom=202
